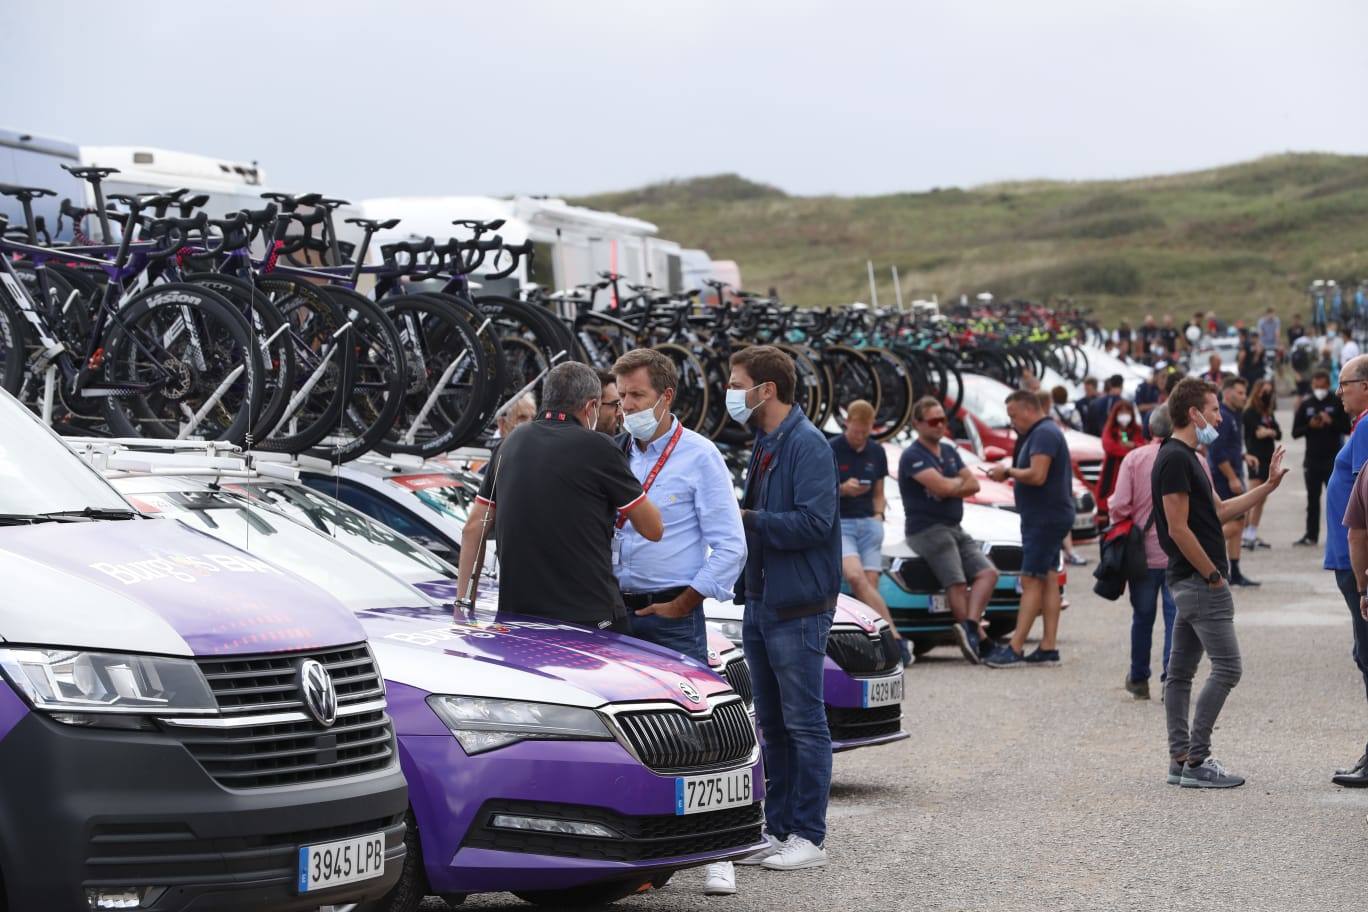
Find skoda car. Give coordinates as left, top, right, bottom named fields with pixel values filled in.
left=0, top=396, right=409, bottom=910
left=90, top=451, right=766, bottom=908
left=702, top=595, right=907, bottom=753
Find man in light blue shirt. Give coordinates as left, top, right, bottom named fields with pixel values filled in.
left=611, top=348, right=746, bottom=663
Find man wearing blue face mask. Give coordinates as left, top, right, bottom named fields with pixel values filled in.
left=728, top=344, right=841, bottom=874
left=610, top=347, right=748, bottom=894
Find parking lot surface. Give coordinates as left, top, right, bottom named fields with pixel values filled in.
left=448, top=413, right=1364, bottom=912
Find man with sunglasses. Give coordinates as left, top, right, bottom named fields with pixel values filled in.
left=899, top=397, right=1000, bottom=663
left=1323, top=354, right=1368, bottom=786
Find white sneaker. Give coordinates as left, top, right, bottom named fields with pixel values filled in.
left=760, top=835, right=827, bottom=871
left=703, top=861, right=736, bottom=895
left=735, top=834, right=784, bottom=866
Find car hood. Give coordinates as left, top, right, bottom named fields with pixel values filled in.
left=0, top=520, right=363, bottom=656
left=363, top=582, right=732, bottom=711
left=1062, top=429, right=1105, bottom=460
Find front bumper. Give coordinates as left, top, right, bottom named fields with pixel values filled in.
left=0, top=712, right=408, bottom=911
left=879, top=571, right=1022, bottom=638
left=822, top=664, right=908, bottom=752
left=401, top=734, right=766, bottom=895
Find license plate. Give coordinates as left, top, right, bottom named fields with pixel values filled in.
left=297, top=831, right=385, bottom=894
left=1073, top=515, right=1094, bottom=530
left=928, top=593, right=949, bottom=614
left=675, top=767, right=753, bottom=816
left=862, top=673, right=904, bottom=707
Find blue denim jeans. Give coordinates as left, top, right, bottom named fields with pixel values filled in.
left=1333, top=569, right=1368, bottom=703
left=626, top=609, right=709, bottom=665
left=743, top=601, right=834, bottom=845
left=1129, top=568, right=1176, bottom=683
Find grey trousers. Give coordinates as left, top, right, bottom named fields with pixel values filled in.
left=1165, top=577, right=1243, bottom=764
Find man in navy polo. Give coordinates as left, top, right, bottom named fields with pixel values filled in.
left=1206, top=377, right=1259, bottom=587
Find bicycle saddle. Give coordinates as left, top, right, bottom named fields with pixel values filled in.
left=0, top=184, right=55, bottom=201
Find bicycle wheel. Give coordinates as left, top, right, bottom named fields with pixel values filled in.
left=476, top=294, right=576, bottom=406
left=861, top=346, right=913, bottom=441
left=379, top=295, right=490, bottom=457
left=823, top=344, right=882, bottom=430
left=651, top=342, right=710, bottom=432
left=100, top=282, right=263, bottom=443
left=310, top=286, right=407, bottom=463
left=254, top=277, right=356, bottom=454
left=0, top=292, right=26, bottom=395
left=405, top=292, right=505, bottom=440
left=183, top=272, right=297, bottom=444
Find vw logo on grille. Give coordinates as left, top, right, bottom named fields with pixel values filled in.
left=678, top=680, right=702, bottom=704
left=299, top=659, right=338, bottom=727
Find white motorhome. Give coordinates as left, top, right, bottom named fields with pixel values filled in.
left=361, top=194, right=686, bottom=299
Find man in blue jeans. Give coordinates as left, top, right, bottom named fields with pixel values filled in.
left=1325, top=353, right=1368, bottom=786
left=986, top=390, right=1075, bottom=667
left=729, top=344, right=841, bottom=872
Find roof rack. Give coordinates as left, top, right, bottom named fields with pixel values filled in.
left=63, top=438, right=300, bottom=483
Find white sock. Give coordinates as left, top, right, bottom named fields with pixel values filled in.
left=1243, top=525, right=1257, bottom=542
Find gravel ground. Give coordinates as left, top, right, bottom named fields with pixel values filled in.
left=427, top=409, right=1367, bottom=911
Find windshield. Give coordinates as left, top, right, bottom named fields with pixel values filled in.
left=387, top=473, right=478, bottom=523
left=120, top=487, right=435, bottom=611
left=959, top=374, right=1014, bottom=429
left=230, top=482, right=455, bottom=584
left=0, top=391, right=131, bottom=515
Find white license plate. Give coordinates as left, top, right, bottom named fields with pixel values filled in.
left=675, top=767, right=753, bottom=816
left=928, top=593, right=949, bottom=614
left=1073, top=515, right=1094, bottom=530
left=862, top=673, right=904, bottom=708
left=297, top=831, right=386, bottom=894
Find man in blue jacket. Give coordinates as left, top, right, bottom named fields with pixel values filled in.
left=728, top=344, right=841, bottom=873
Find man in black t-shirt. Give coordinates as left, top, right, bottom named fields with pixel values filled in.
left=1152, top=378, right=1287, bottom=790
left=455, top=362, right=663, bottom=628
left=1291, top=370, right=1350, bottom=546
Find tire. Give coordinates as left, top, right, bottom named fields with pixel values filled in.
left=100, top=282, right=263, bottom=444
left=652, top=341, right=710, bottom=432
left=347, top=811, right=427, bottom=912
left=911, top=638, right=938, bottom=657
left=0, top=293, right=26, bottom=396
left=310, top=286, right=407, bottom=463
left=513, top=876, right=651, bottom=908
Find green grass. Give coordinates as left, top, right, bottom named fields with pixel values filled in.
left=568, top=153, right=1368, bottom=326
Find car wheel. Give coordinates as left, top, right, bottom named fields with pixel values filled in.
left=910, top=638, right=938, bottom=657
left=338, top=811, right=427, bottom=912
left=513, top=876, right=652, bottom=907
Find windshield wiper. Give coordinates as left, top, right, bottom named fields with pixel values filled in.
left=36, top=507, right=141, bottom=521
left=0, top=514, right=58, bottom=526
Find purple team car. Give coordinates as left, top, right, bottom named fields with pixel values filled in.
left=99, top=463, right=767, bottom=908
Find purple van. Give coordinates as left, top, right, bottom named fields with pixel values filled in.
left=101, top=469, right=767, bottom=908
left=0, top=394, right=408, bottom=910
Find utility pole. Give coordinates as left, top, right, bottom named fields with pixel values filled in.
left=866, top=260, right=879, bottom=308
left=891, top=265, right=903, bottom=311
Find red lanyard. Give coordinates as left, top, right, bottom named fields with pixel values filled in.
left=616, top=423, right=684, bottom=529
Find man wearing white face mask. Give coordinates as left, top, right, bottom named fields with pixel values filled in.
left=1292, top=370, right=1349, bottom=547
left=610, top=348, right=747, bottom=895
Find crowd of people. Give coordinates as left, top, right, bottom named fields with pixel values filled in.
left=445, top=307, right=1368, bottom=894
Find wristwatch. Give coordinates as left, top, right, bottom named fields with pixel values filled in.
left=1206, top=570, right=1222, bottom=585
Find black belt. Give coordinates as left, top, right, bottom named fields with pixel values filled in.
left=620, top=586, right=689, bottom=611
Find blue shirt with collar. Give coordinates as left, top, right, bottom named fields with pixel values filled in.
left=614, top=415, right=747, bottom=600
left=1326, top=412, right=1368, bottom=571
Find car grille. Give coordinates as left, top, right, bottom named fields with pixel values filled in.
left=826, top=628, right=901, bottom=675
left=721, top=656, right=754, bottom=708
left=826, top=704, right=902, bottom=742
left=84, top=815, right=405, bottom=889
left=987, top=545, right=1023, bottom=573
left=1077, top=459, right=1102, bottom=485
left=888, top=556, right=940, bottom=592
left=462, top=799, right=763, bottom=862
left=613, top=698, right=756, bottom=774
left=167, top=645, right=394, bottom=789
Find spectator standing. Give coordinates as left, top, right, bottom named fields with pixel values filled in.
left=1287, top=313, right=1307, bottom=347
left=1257, top=308, right=1281, bottom=354
left=1154, top=378, right=1288, bottom=788
left=596, top=369, right=624, bottom=436
left=1206, top=377, right=1259, bottom=587
left=1086, top=375, right=1125, bottom=436
left=485, top=392, right=537, bottom=466
left=984, top=392, right=1075, bottom=667
left=729, top=345, right=841, bottom=872
left=1322, top=354, right=1368, bottom=784
left=1050, top=385, right=1081, bottom=430
left=1240, top=379, right=1280, bottom=551
left=1098, top=399, right=1146, bottom=523
left=1110, top=404, right=1179, bottom=700
left=1343, top=328, right=1362, bottom=364
left=1292, top=370, right=1350, bottom=546
left=1202, top=354, right=1224, bottom=385
left=455, top=362, right=662, bottom=625
left=1135, top=368, right=1162, bottom=435
left=1075, top=377, right=1100, bottom=432
left=898, top=397, right=1000, bottom=664
left=1237, top=333, right=1264, bottom=389
left=1159, top=314, right=1180, bottom=361
left=610, top=349, right=747, bottom=896
left=830, top=400, right=907, bottom=664
left=1139, top=314, right=1160, bottom=363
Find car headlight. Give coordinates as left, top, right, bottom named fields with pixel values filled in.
left=427, top=695, right=613, bottom=755
left=706, top=619, right=744, bottom=645
left=0, top=648, right=218, bottom=728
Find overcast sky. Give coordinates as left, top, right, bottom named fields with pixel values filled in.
left=8, top=0, right=1368, bottom=200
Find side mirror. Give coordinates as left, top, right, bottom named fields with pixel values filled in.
left=983, top=445, right=1008, bottom=463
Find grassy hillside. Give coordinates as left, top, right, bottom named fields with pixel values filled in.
left=569, top=153, right=1368, bottom=326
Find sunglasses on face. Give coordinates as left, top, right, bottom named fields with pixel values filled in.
left=921, top=416, right=947, bottom=427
